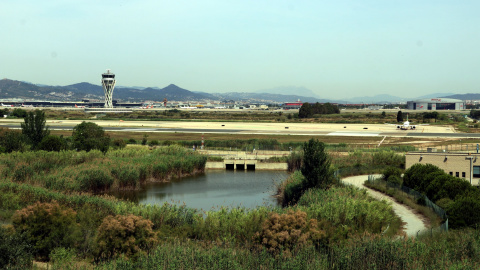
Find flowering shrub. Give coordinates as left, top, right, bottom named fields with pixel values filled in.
left=12, top=201, right=80, bottom=260
left=254, top=210, right=325, bottom=256
left=95, top=214, right=157, bottom=260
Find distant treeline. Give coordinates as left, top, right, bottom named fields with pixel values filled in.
left=299, top=102, right=340, bottom=118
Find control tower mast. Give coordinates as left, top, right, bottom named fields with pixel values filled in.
left=101, top=69, right=116, bottom=108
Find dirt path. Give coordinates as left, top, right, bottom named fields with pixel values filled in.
left=342, top=175, right=427, bottom=237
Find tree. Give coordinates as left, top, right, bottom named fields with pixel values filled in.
left=396, top=110, right=403, bottom=123
left=72, top=121, right=110, bottom=154
left=21, top=110, right=49, bottom=149
left=301, top=138, right=335, bottom=189
left=298, top=103, right=313, bottom=118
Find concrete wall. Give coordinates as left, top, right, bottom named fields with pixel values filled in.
left=205, top=161, right=288, bottom=170
left=406, top=152, right=480, bottom=185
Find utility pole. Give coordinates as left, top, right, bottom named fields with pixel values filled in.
left=466, top=155, right=474, bottom=185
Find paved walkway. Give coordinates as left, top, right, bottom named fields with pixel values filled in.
left=342, top=175, right=427, bottom=237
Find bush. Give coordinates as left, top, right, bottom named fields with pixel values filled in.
left=112, top=139, right=126, bottom=150
left=403, top=163, right=443, bottom=190
left=12, top=201, right=81, bottom=260
left=49, top=247, right=77, bottom=270
left=446, top=194, right=480, bottom=229
left=148, top=140, right=159, bottom=147
left=382, top=167, right=402, bottom=182
left=281, top=171, right=305, bottom=207
left=94, top=214, right=157, bottom=261
left=77, top=169, right=114, bottom=192
left=38, top=135, right=68, bottom=152
left=254, top=210, right=325, bottom=257
left=0, top=226, right=33, bottom=269
left=286, top=151, right=303, bottom=172
left=112, top=166, right=140, bottom=188
left=0, top=128, right=26, bottom=153
left=13, top=164, right=34, bottom=182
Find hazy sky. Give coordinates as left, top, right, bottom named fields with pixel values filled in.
left=2, top=1, right=479, bottom=99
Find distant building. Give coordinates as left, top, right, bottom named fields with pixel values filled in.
left=407, top=98, right=465, bottom=110
left=368, top=105, right=383, bottom=110
left=406, top=151, right=480, bottom=186
left=283, top=102, right=303, bottom=110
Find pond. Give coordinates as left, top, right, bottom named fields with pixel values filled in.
left=110, top=170, right=289, bottom=210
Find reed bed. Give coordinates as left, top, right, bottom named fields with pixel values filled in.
left=298, top=186, right=399, bottom=235
left=95, top=229, right=480, bottom=270
left=0, top=145, right=207, bottom=193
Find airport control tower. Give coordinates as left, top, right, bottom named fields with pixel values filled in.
left=101, top=69, right=116, bottom=108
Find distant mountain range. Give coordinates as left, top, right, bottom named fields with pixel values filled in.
left=0, top=78, right=476, bottom=103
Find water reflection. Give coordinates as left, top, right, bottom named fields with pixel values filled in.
left=110, top=170, right=288, bottom=210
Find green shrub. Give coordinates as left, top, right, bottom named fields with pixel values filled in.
left=0, top=226, right=33, bottom=269
left=286, top=151, right=302, bottom=172
left=13, top=164, right=34, bottom=182
left=37, top=135, right=67, bottom=152
left=112, top=139, right=126, bottom=150
left=446, top=194, right=480, bottom=228
left=281, top=171, right=305, bottom=207
left=112, top=166, right=139, bottom=188
left=12, top=201, right=81, bottom=260
left=148, top=140, right=160, bottom=146
left=77, top=169, right=114, bottom=192
left=382, top=167, right=402, bottom=182
left=49, top=247, right=77, bottom=270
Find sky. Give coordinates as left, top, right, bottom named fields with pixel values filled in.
left=1, top=0, right=480, bottom=100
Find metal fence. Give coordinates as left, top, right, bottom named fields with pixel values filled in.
left=367, top=175, right=448, bottom=236
left=417, top=143, right=480, bottom=153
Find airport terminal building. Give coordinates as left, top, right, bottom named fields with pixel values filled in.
left=407, top=98, right=465, bottom=110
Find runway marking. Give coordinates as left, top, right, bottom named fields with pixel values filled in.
left=328, top=132, right=380, bottom=137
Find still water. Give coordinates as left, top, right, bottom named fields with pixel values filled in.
left=111, top=170, right=289, bottom=210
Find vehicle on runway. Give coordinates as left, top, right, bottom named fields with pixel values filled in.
left=75, top=104, right=87, bottom=108
left=21, top=104, right=34, bottom=108
left=1, top=103, right=13, bottom=107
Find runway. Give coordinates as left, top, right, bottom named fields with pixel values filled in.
left=0, top=119, right=476, bottom=138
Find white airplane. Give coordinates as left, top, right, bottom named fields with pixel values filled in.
left=75, top=104, right=86, bottom=108
left=214, top=106, right=226, bottom=109
left=21, top=104, right=33, bottom=108
left=179, top=105, right=197, bottom=109
left=1, top=103, right=13, bottom=107
left=397, top=119, right=416, bottom=130
left=389, top=115, right=425, bottom=130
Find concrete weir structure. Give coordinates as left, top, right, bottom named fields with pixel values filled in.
left=206, top=160, right=288, bottom=170
left=201, top=149, right=289, bottom=170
